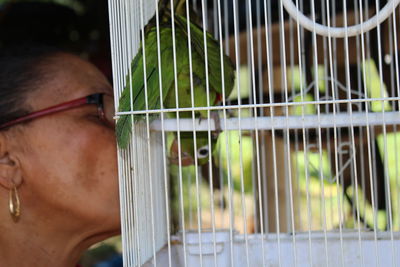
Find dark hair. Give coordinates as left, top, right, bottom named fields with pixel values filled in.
left=0, top=45, right=61, bottom=129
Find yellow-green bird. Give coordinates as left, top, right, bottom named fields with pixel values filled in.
left=116, top=0, right=235, bottom=166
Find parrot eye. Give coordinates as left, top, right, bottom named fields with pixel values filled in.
left=197, top=145, right=209, bottom=159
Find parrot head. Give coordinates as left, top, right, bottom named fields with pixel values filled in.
left=169, top=132, right=216, bottom=166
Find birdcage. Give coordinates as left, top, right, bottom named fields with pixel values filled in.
left=108, top=0, right=400, bottom=266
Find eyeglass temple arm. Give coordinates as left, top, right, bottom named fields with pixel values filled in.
left=0, top=97, right=89, bottom=130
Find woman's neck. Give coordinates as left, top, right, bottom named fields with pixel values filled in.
left=0, top=215, right=112, bottom=267
left=0, top=224, right=85, bottom=267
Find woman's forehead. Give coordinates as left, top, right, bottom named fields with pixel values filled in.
left=29, top=53, right=112, bottom=109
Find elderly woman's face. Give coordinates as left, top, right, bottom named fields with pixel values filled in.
left=14, top=54, right=120, bottom=237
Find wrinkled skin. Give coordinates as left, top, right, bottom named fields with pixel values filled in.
left=0, top=53, right=120, bottom=267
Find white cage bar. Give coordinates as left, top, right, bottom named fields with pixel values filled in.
left=147, top=111, right=400, bottom=131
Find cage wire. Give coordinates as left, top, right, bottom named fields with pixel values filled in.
left=109, top=0, right=400, bottom=266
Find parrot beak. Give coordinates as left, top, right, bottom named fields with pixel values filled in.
left=169, top=139, right=195, bottom=166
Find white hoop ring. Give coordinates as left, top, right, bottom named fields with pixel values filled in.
left=281, top=0, right=400, bottom=38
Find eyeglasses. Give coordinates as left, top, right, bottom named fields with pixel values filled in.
left=0, top=93, right=115, bottom=131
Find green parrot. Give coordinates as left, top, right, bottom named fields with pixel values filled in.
left=116, top=0, right=235, bottom=166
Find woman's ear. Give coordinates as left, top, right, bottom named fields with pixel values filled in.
left=0, top=133, right=22, bottom=190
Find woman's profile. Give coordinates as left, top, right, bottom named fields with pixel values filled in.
left=0, top=46, right=120, bottom=267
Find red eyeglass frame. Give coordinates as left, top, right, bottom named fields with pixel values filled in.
left=0, top=93, right=114, bottom=130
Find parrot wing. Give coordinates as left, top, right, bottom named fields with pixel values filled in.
left=174, top=14, right=235, bottom=98
left=116, top=27, right=183, bottom=148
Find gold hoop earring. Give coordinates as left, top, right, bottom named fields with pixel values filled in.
left=9, top=186, right=20, bottom=222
